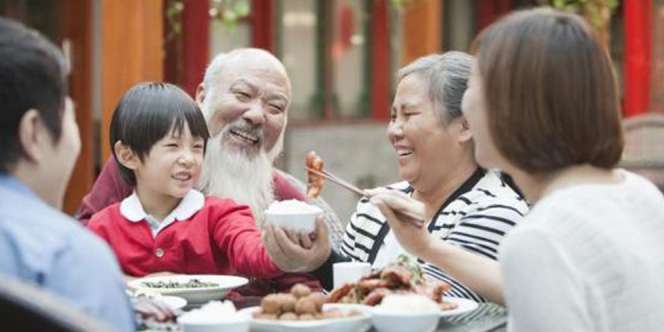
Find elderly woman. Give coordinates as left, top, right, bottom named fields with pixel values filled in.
left=371, top=8, right=664, bottom=331
left=265, top=51, right=528, bottom=302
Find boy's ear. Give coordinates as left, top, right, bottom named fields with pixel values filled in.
left=456, top=117, right=473, bottom=143
left=195, top=83, right=205, bottom=107
left=113, top=141, right=139, bottom=170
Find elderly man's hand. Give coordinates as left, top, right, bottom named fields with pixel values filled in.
left=263, top=216, right=332, bottom=273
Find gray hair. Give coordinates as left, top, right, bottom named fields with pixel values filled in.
left=202, top=52, right=227, bottom=91
left=397, top=51, right=473, bottom=123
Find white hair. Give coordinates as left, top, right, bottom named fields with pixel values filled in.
left=202, top=52, right=227, bottom=92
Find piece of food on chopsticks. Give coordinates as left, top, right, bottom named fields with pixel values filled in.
left=306, top=151, right=325, bottom=199
left=252, top=283, right=361, bottom=321
left=328, top=255, right=459, bottom=311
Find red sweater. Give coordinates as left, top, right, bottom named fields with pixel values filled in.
left=88, top=196, right=281, bottom=279
left=80, top=158, right=320, bottom=294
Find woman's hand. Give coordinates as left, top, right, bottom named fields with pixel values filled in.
left=367, top=189, right=435, bottom=259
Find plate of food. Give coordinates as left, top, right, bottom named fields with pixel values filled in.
left=327, top=255, right=479, bottom=317
left=239, top=283, right=371, bottom=332
left=128, top=274, right=248, bottom=306
left=133, top=291, right=188, bottom=311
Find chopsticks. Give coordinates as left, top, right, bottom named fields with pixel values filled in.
left=306, top=167, right=366, bottom=197
left=306, top=167, right=425, bottom=224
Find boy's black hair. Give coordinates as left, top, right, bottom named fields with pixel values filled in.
left=0, top=18, right=68, bottom=173
left=109, top=82, right=210, bottom=185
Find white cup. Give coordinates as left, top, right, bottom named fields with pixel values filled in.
left=333, top=262, right=372, bottom=289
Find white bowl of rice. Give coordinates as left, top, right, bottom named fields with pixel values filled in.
left=370, top=294, right=440, bottom=332
left=178, top=301, right=250, bottom=332
left=264, top=200, right=323, bottom=233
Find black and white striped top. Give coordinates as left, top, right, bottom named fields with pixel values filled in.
left=340, top=168, right=529, bottom=302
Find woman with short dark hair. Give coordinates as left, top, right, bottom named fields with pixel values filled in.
left=372, top=8, right=664, bottom=331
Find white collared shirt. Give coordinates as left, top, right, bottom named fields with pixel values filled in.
left=120, top=189, right=205, bottom=238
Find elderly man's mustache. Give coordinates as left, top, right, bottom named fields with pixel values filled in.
left=219, top=120, right=264, bottom=145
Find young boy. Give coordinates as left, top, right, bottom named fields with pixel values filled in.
left=88, top=83, right=284, bottom=279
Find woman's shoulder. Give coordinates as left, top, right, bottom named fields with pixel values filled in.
left=454, top=171, right=529, bottom=217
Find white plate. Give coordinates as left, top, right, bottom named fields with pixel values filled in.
left=239, top=303, right=371, bottom=332
left=439, top=297, right=479, bottom=317
left=160, top=295, right=187, bottom=310
left=128, top=274, right=248, bottom=306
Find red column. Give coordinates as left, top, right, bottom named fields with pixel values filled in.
left=371, top=0, right=390, bottom=121
left=182, top=0, right=210, bottom=96
left=251, top=0, right=274, bottom=52
left=476, top=0, right=512, bottom=31
left=624, top=0, right=653, bottom=117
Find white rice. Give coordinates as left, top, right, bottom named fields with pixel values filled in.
left=178, top=300, right=237, bottom=324
left=265, top=199, right=322, bottom=214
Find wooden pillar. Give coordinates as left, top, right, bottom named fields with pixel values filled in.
left=402, top=0, right=442, bottom=66
left=100, top=0, right=164, bottom=160
left=61, top=0, right=93, bottom=214
left=370, top=0, right=390, bottom=121
left=624, top=0, right=653, bottom=117
left=476, top=0, right=512, bottom=32
left=182, top=0, right=210, bottom=96
left=252, top=0, right=275, bottom=52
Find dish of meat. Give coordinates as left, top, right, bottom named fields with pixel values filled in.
left=328, top=255, right=478, bottom=316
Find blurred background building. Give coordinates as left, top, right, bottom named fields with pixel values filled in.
left=1, top=0, right=663, bottom=222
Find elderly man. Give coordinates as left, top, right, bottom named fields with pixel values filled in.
left=77, top=48, right=341, bottom=294
left=0, top=18, right=134, bottom=331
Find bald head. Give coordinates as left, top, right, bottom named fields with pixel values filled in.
left=203, top=48, right=291, bottom=97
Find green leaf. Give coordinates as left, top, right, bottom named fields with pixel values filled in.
left=233, top=0, right=250, bottom=17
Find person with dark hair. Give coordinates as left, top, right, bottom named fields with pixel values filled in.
left=87, top=82, right=290, bottom=281
left=77, top=48, right=338, bottom=296
left=265, top=52, right=528, bottom=302
left=0, top=17, right=134, bottom=331
left=371, top=8, right=664, bottom=331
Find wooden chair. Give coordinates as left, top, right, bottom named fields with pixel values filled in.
left=0, top=276, right=114, bottom=332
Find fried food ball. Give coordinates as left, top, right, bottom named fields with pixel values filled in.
left=290, top=283, right=312, bottom=298
left=260, top=294, right=282, bottom=314
left=307, top=292, right=328, bottom=311
left=298, top=314, right=315, bottom=321
left=294, top=297, right=317, bottom=315
left=279, top=312, right=298, bottom=320
left=280, top=294, right=297, bottom=313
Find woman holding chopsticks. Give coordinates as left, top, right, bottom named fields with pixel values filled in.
left=264, top=51, right=529, bottom=303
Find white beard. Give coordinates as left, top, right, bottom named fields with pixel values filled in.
left=199, top=133, right=275, bottom=227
